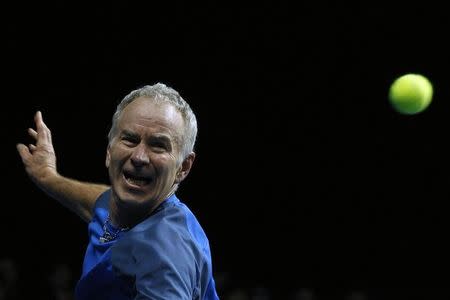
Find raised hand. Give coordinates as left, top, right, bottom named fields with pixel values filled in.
left=16, top=111, right=57, bottom=187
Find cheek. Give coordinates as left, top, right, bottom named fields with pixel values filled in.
left=107, top=151, right=128, bottom=173
left=153, top=156, right=178, bottom=177
left=110, top=146, right=129, bottom=161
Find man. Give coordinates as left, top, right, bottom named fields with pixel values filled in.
left=17, top=83, right=219, bottom=299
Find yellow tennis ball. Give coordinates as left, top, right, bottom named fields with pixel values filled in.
left=388, top=73, right=433, bottom=115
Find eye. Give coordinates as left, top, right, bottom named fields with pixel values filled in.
left=150, top=142, right=167, bottom=151
left=122, top=136, right=139, bottom=146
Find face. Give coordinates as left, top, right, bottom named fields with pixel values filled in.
left=106, top=97, right=194, bottom=215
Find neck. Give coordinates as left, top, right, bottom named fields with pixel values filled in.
left=109, top=185, right=178, bottom=228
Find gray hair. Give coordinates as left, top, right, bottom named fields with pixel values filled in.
left=108, top=83, right=198, bottom=161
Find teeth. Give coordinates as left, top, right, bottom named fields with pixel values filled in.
left=126, top=177, right=149, bottom=187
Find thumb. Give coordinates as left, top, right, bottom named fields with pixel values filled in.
left=16, top=143, right=31, bottom=162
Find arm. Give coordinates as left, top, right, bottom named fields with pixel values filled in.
left=16, top=111, right=109, bottom=222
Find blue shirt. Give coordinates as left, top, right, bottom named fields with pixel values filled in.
left=75, top=189, right=219, bottom=300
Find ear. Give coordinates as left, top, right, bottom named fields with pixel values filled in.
left=106, top=145, right=111, bottom=168
left=175, top=152, right=196, bottom=184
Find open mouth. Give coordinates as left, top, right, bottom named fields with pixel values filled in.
left=123, top=171, right=152, bottom=187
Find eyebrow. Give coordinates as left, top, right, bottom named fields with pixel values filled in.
left=149, top=134, right=172, bottom=145
left=121, top=129, right=173, bottom=145
left=120, top=130, right=140, bottom=141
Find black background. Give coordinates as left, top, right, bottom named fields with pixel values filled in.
left=3, top=1, right=450, bottom=298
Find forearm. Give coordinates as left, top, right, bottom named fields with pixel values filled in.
left=39, top=174, right=109, bottom=222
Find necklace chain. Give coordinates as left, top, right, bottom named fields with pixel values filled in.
left=99, top=215, right=129, bottom=243
left=99, top=192, right=176, bottom=243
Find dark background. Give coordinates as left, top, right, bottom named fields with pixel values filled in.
left=3, top=1, right=450, bottom=298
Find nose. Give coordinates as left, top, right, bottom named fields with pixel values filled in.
left=130, top=143, right=150, bottom=167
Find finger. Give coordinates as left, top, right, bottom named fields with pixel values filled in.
left=16, top=143, right=31, bottom=162
left=35, top=111, right=45, bottom=131
left=34, top=111, right=53, bottom=146
left=28, top=128, right=38, bottom=140
left=29, top=144, right=37, bottom=152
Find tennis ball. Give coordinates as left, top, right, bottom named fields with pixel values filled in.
left=388, top=73, right=433, bottom=115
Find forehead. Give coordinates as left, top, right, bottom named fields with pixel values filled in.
left=118, top=96, right=184, bottom=138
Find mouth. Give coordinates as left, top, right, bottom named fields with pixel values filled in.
left=123, top=170, right=153, bottom=188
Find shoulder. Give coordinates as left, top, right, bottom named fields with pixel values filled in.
left=120, top=198, right=209, bottom=261
left=134, top=196, right=211, bottom=254
left=87, top=189, right=111, bottom=235
left=94, top=189, right=111, bottom=210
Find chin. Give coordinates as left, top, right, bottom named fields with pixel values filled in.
left=114, top=188, right=150, bottom=207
